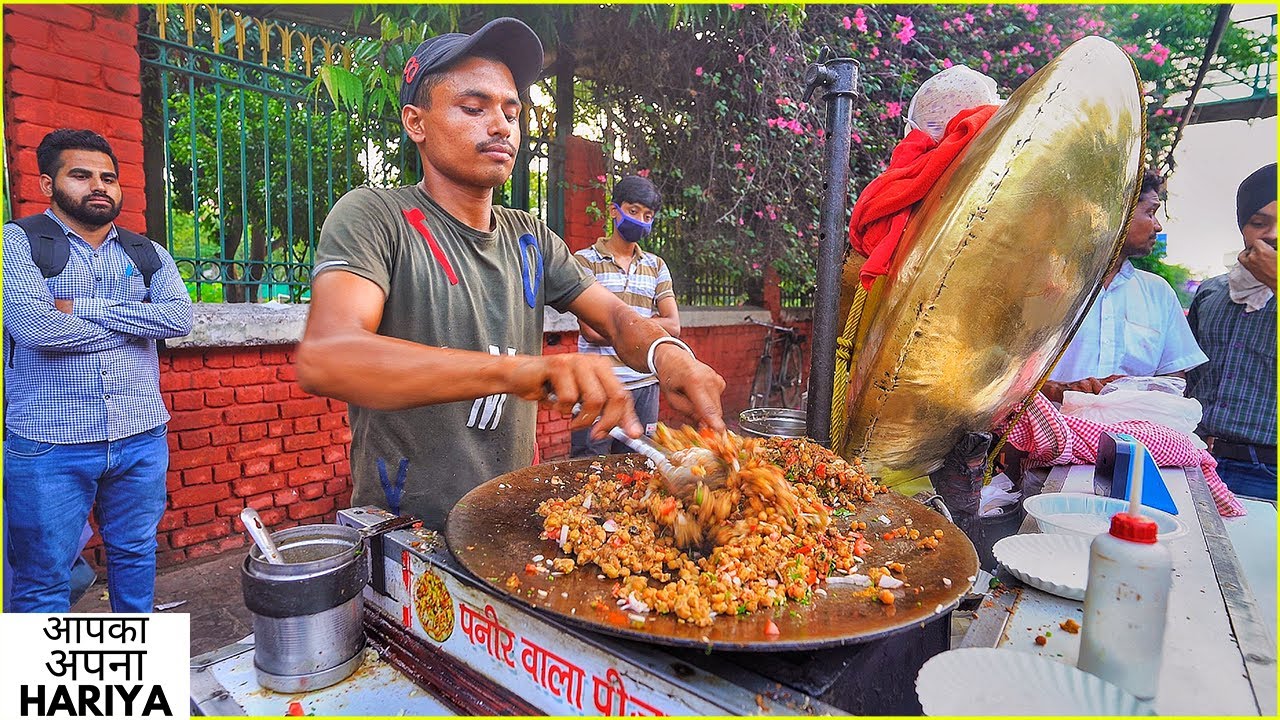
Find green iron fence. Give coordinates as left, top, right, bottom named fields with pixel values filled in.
left=139, top=5, right=414, bottom=302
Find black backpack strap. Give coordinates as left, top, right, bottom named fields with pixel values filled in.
left=7, top=214, right=71, bottom=279
left=114, top=228, right=164, bottom=290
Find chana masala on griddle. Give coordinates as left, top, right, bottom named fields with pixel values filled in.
left=536, top=427, right=946, bottom=627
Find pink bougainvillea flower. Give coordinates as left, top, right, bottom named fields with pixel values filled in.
left=885, top=101, right=902, bottom=118
left=695, top=66, right=704, bottom=76
left=738, top=54, right=745, bottom=63
left=1130, top=12, right=1139, bottom=19
left=942, top=58, right=954, bottom=69
left=871, top=45, right=880, bottom=58
left=893, top=15, right=916, bottom=45
left=596, top=175, right=606, bottom=183
left=842, top=15, right=852, bottom=30
left=729, top=3, right=745, bottom=9
left=883, top=59, right=891, bottom=67
left=732, top=142, right=741, bottom=152
left=1017, top=4, right=1038, bottom=21
left=964, top=12, right=975, bottom=22
left=853, top=8, right=868, bottom=32
left=637, top=169, right=650, bottom=178
left=769, top=45, right=777, bottom=55
left=851, top=131, right=862, bottom=144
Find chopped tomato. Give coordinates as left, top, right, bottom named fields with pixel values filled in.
left=287, top=701, right=306, bottom=716
left=658, top=497, right=678, bottom=516
left=617, top=472, right=633, bottom=486
left=806, top=569, right=818, bottom=585
left=796, top=543, right=813, bottom=555
left=764, top=620, right=780, bottom=636
left=853, top=536, right=871, bottom=557
left=815, top=463, right=827, bottom=478
left=524, top=563, right=539, bottom=574
left=610, top=535, right=626, bottom=548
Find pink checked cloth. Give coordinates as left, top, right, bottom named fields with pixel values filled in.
left=1001, top=394, right=1245, bottom=517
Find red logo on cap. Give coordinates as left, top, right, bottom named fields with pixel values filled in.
left=404, top=56, right=420, bottom=84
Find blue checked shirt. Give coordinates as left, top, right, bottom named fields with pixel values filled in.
left=3, top=210, right=193, bottom=444
left=1186, top=274, right=1277, bottom=447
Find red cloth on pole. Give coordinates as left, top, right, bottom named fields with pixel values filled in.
left=847, top=104, right=999, bottom=290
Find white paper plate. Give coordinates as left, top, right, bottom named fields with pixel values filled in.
left=993, top=534, right=1091, bottom=601
left=916, top=648, right=1154, bottom=716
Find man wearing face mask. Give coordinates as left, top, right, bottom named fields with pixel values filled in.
left=3, top=129, right=193, bottom=612
left=1186, top=163, right=1277, bottom=500
left=571, top=175, right=681, bottom=456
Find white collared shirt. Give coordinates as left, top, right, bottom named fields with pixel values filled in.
left=1051, top=260, right=1208, bottom=382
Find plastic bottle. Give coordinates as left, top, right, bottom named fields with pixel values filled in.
left=1077, top=455, right=1173, bottom=700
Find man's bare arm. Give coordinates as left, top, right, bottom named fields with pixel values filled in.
left=567, top=283, right=725, bottom=430
left=297, top=271, right=639, bottom=435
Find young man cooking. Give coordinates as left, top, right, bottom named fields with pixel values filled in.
left=298, top=18, right=726, bottom=528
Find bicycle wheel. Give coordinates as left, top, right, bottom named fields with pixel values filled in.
left=778, top=343, right=805, bottom=409
left=749, top=356, right=773, bottom=408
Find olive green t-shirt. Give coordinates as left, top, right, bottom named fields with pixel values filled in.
left=313, top=185, right=594, bottom=528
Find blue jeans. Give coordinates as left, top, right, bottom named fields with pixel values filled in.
left=4, top=426, right=169, bottom=612
left=571, top=383, right=662, bottom=457
left=1216, top=456, right=1278, bottom=502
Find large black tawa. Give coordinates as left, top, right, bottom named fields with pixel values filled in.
left=446, top=456, right=978, bottom=651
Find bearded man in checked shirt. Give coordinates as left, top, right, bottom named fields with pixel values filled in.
left=1187, top=164, right=1278, bottom=501
left=3, top=130, right=193, bottom=612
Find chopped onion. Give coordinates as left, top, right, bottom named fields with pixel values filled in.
left=558, top=525, right=570, bottom=547
left=943, top=577, right=952, bottom=587
left=602, top=519, right=619, bottom=533
left=878, top=514, right=891, bottom=525
left=827, top=574, right=872, bottom=587
left=583, top=493, right=593, bottom=510
left=878, top=575, right=905, bottom=589
left=532, top=554, right=544, bottom=562
left=628, top=613, right=647, bottom=624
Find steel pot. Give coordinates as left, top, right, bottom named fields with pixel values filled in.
left=738, top=407, right=808, bottom=439
left=241, top=523, right=369, bottom=693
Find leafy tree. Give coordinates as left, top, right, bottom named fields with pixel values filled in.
left=314, top=4, right=1274, bottom=304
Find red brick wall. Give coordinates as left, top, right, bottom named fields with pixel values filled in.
left=85, top=347, right=354, bottom=567
left=563, top=135, right=607, bottom=253
left=3, top=5, right=146, bottom=230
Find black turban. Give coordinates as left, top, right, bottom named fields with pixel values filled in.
left=1237, top=163, right=1277, bottom=229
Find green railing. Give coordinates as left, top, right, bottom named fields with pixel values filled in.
left=139, top=5, right=414, bottom=302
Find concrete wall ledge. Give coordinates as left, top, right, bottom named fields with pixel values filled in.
left=170, top=303, right=785, bottom=349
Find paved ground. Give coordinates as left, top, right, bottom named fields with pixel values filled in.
left=73, top=547, right=252, bottom=657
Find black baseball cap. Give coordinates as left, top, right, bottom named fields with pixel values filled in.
left=399, top=17, right=544, bottom=108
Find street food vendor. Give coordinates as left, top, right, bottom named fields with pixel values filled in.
left=1041, top=170, right=1208, bottom=402
left=297, top=18, right=726, bottom=528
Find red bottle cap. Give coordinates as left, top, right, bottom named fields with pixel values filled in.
left=1110, top=512, right=1159, bottom=544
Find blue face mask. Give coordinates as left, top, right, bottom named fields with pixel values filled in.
left=613, top=204, right=653, bottom=243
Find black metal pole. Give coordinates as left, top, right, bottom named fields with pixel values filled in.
left=804, top=56, right=859, bottom=448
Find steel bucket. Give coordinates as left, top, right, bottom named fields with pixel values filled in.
left=241, top=523, right=369, bottom=693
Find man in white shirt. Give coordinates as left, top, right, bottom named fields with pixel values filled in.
left=1042, top=170, right=1207, bottom=402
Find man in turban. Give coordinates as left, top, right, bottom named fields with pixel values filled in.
left=1186, top=164, right=1277, bottom=500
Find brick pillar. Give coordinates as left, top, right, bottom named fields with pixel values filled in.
left=562, top=135, right=606, bottom=253
left=763, top=265, right=783, bottom=322
left=3, top=5, right=146, bottom=231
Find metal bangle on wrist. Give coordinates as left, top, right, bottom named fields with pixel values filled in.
left=646, top=336, right=695, bottom=376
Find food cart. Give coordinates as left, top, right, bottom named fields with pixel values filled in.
left=193, top=453, right=981, bottom=716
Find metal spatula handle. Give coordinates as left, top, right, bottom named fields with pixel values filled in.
left=608, top=427, right=673, bottom=471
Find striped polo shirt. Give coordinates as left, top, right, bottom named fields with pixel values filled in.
left=574, top=238, right=674, bottom=389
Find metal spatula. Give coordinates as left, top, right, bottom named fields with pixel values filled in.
left=607, top=427, right=729, bottom=503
